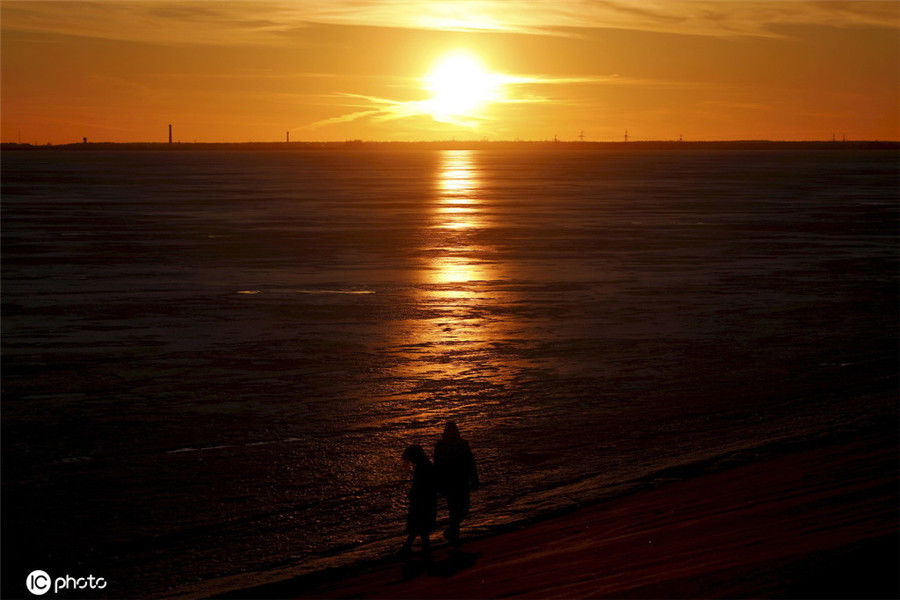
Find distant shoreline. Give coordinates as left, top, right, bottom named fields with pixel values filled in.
left=3, top=140, right=898, bottom=152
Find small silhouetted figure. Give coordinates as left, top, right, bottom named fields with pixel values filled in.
left=434, top=421, right=479, bottom=548
left=400, top=444, right=437, bottom=556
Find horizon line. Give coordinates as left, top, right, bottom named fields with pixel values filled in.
left=4, top=139, right=899, bottom=147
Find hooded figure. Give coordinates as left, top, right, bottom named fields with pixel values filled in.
left=400, top=444, right=437, bottom=554
left=433, top=421, right=479, bottom=547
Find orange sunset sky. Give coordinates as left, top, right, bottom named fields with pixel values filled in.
left=2, top=1, right=898, bottom=144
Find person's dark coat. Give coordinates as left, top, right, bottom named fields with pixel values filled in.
left=433, top=424, right=479, bottom=523
left=404, top=449, right=437, bottom=535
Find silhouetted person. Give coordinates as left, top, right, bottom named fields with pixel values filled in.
left=433, top=421, right=479, bottom=548
left=400, top=444, right=437, bottom=556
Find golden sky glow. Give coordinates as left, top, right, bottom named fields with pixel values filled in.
left=2, top=0, right=898, bottom=142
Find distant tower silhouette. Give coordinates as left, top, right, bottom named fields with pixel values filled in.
left=579, top=130, right=585, bottom=142
left=624, top=129, right=629, bottom=142
left=169, top=124, right=173, bottom=144
left=679, top=134, right=683, bottom=142
left=286, top=131, right=290, bottom=143
left=83, top=137, right=87, bottom=144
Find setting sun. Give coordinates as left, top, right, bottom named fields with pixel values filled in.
left=423, top=51, right=502, bottom=124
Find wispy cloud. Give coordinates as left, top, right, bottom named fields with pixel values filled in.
left=3, top=1, right=897, bottom=45
left=700, top=100, right=775, bottom=111
left=304, top=92, right=477, bottom=129
left=302, top=71, right=685, bottom=130
left=305, top=107, right=384, bottom=129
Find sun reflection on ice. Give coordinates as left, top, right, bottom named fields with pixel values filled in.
left=383, top=150, right=522, bottom=396
left=438, top=151, right=478, bottom=194
left=377, top=149, right=546, bottom=420
left=433, top=150, right=483, bottom=230
left=429, top=150, right=493, bottom=281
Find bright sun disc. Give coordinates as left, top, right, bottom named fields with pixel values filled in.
left=424, top=52, right=500, bottom=121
